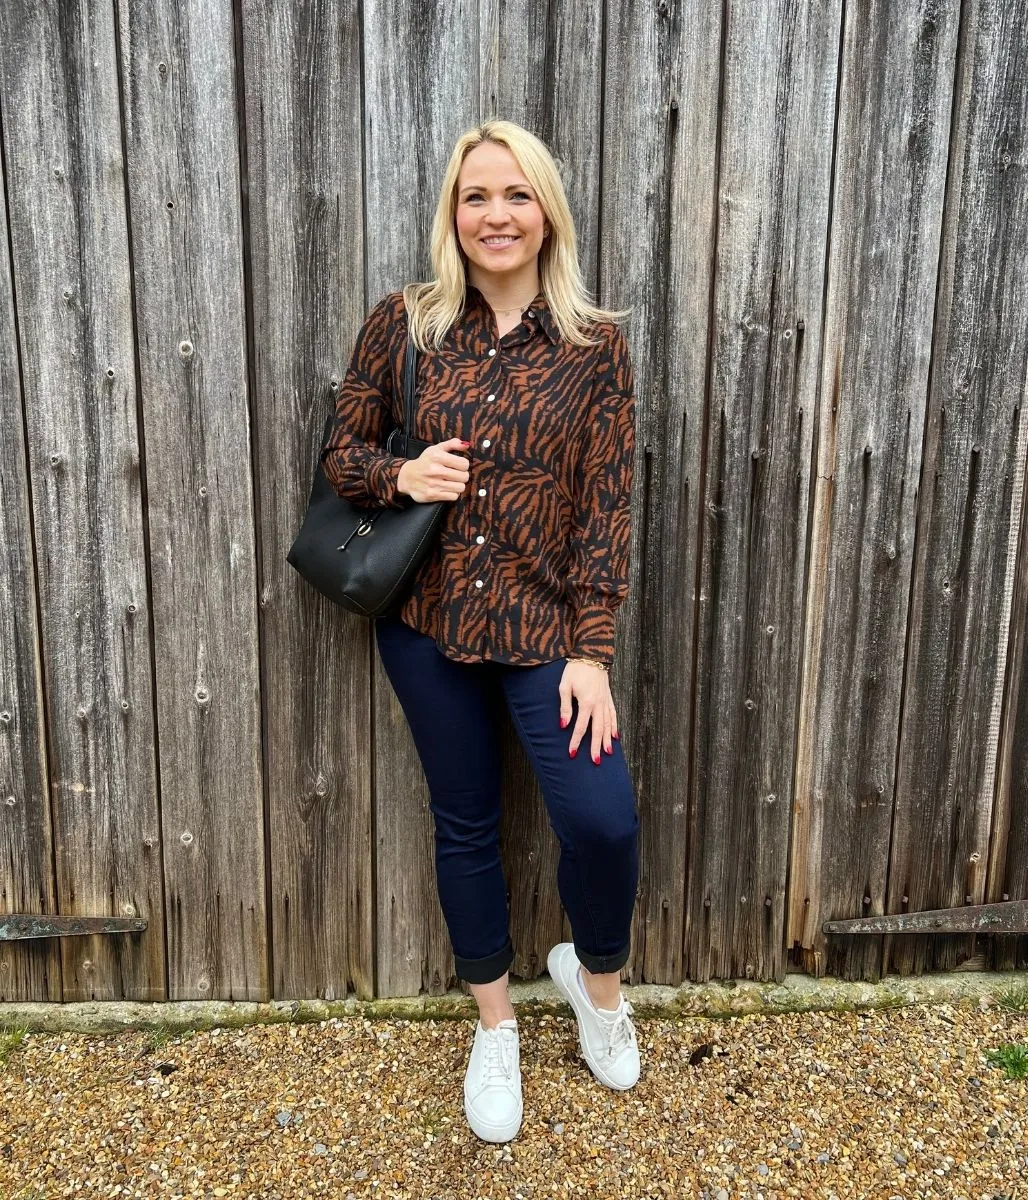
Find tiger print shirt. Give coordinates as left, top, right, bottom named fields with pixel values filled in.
left=321, top=285, right=636, bottom=667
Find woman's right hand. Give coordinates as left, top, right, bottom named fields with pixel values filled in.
left=396, top=437, right=471, bottom=503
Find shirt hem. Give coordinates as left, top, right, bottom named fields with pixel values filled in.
left=437, top=646, right=569, bottom=667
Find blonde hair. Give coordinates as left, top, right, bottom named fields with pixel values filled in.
left=402, top=120, right=630, bottom=352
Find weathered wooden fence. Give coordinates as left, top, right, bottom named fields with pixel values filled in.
left=0, top=0, right=1026, bottom=1003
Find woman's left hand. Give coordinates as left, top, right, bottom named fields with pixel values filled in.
left=559, top=661, right=618, bottom=763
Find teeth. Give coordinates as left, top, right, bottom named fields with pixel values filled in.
left=483, top=237, right=517, bottom=244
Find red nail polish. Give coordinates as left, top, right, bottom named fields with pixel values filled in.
left=559, top=717, right=568, bottom=728
left=592, top=754, right=600, bottom=765
left=569, top=747, right=577, bottom=758
left=612, top=732, right=619, bottom=740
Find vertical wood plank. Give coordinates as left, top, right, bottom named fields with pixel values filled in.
left=788, top=0, right=960, bottom=981
left=239, top=0, right=375, bottom=1000
left=0, top=87, right=60, bottom=1001
left=688, top=0, right=842, bottom=983
left=118, top=0, right=266, bottom=999
left=989, top=422, right=1027, bottom=970
left=888, top=0, right=1028, bottom=975
left=0, top=0, right=165, bottom=1000
left=599, top=0, right=722, bottom=984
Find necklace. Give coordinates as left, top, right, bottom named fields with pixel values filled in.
left=491, top=295, right=539, bottom=316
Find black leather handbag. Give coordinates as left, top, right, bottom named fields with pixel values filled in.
left=286, top=333, right=448, bottom=617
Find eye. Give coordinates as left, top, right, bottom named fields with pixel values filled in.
left=464, top=190, right=533, bottom=202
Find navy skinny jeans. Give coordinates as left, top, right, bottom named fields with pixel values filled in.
left=374, top=612, right=640, bottom=985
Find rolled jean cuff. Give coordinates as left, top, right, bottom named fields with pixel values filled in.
left=574, top=939, right=631, bottom=976
left=454, top=934, right=514, bottom=985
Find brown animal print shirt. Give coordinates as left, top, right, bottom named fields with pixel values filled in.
left=321, top=285, right=636, bottom=667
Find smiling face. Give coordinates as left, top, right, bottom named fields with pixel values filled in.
left=454, top=141, right=549, bottom=292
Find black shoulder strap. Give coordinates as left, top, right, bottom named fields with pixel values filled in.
left=399, top=331, right=420, bottom=453
left=319, top=324, right=418, bottom=460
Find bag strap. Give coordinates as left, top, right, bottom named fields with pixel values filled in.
left=401, top=332, right=419, bottom=446
left=319, top=319, right=419, bottom=461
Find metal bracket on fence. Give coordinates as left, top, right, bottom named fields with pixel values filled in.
left=823, top=899, right=1028, bottom=935
left=0, top=914, right=148, bottom=941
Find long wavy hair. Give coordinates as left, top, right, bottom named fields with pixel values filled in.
left=402, top=120, right=630, bottom=353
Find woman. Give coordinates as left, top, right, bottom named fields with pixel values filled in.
left=322, top=120, right=640, bottom=1143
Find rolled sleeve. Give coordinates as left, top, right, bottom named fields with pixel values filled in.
left=320, top=294, right=409, bottom=510
left=566, top=323, right=636, bottom=665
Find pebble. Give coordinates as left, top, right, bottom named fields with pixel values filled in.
left=0, top=1001, right=1025, bottom=1197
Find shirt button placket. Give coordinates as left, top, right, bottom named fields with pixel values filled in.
left=468, top=341, right=500, bottom=641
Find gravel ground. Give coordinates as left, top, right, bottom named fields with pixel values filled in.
left=1, top=996, right=1026, bottom=1200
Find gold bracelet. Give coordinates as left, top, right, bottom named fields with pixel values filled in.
left=566, top=656, right=610, bottom=672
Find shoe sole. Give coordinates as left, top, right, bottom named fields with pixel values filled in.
left=463, top=1101, right=523, bottom=1143
left=546, top=944, right=638, bottom=1091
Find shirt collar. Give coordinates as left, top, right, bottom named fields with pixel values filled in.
left=464, top=283, right=561, bottom=344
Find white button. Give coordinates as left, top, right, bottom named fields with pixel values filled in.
left=488, top=348, right=497, bottom=357
left=478, top=488, right=486, bottom=496
left=476, top=535, right=485, bottom=544
left=486, top=393, right=495, bottom=402
left=527, top=309, right=535, bottom=316
left=482, top=439, right=491, bottom=448
left=475, top=579, right=484, bottom=588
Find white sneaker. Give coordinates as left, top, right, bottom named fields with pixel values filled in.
left=546, top=942, right=640, bottom=1090
left=463, top=1017, right=523, bottom=1142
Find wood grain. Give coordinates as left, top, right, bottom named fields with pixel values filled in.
left=238, top=0, right=375, bottom=1002
left=789, top=0, right=961, bottom=982
left=118, top=0, right=266, bottom=1000
left=688, top=0, right=843, bottom=984
left=886, top=0, right=1028, bottom=977
left=0, top=47, right=60, bottom=1003
left=0, top=0, right=165, bottom=1000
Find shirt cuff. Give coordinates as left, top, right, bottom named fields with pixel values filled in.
left=365, top=454, right=409, bottom=509
left=567, top=601, right=617, bottom=666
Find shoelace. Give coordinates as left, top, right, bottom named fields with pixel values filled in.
left=599, top=999, right=637, bottom=1058
left=481, top=1025, right=518, bottom=1084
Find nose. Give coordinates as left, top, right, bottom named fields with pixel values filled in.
left=485, top=197, right=513, bottom=223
